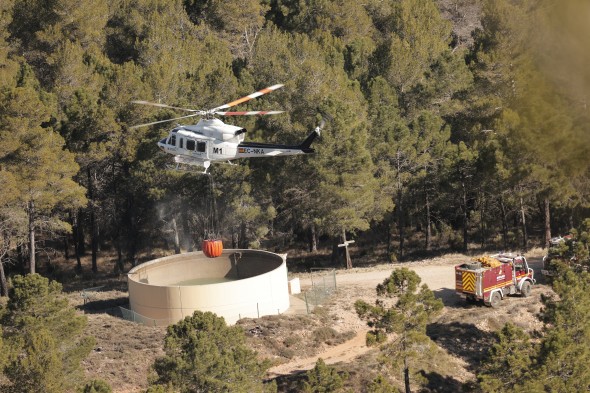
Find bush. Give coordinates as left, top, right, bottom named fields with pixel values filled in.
left=149, top=311, right=271, bottom=392
left=366, top=330, right=387, bottom=346
left=302, top=358, right=348, bottom=393
left=0, top=274, right=94, bottom=393
left=80, top=379, right=112, bottom=393
left=313, top=327, right=338, bottom=343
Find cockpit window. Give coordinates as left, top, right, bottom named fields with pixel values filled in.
left=169, top=135, right=176, bottom=146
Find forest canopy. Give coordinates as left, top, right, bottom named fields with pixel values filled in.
left=0, top=0, right=589, bottom=281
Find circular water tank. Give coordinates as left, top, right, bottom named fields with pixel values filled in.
left=127, top=249, right=290, bottom=325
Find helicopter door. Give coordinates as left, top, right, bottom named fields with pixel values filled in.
left=196, top=141, right=208, bottom=159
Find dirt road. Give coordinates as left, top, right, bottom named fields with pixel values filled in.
left=268, top=261, right=459, bottom=376
left=268, top=254, right=547, bottom=377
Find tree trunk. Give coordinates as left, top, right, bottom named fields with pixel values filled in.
left=63, top=237, right=69, bottom=260
left=87, top=168, right=98, bottom=273
left=520, top=196, right=528, bottom=250
left=116, top=229, right=124, bottom=273
left=462, top=181, right=468, bottom=252
left=397, top=189, right=405, bottom=259
left=331, top=240, right=343, bottom=266
left=480, top=192, right=485, bottom=249
left=425, top=191, right=432, bottom=251
left=232, top=228, right=239, bottom=249
left=499, top=196, right=508, bottom=250
left=126, top=192, right=138, bottom=267
left=309, top=223, right=318, bottom=253
left=404, top=358, right=411, bottom=393
left=17, top=244, right=24, bottom=274
left=172, top=217, right=181, bottom=254
left=543, top=197, right=551, bottom=249
left=29, top=200, right=36, bottom=274
left=0, top=260, right=7, bottom=297
left=72, top=211, right=82, bottom=271
left=386, top=217, right=393, bottom=260
left=181, top=203, right=193, bottom=252
left=240, top=222, right=247, bottom=249
left=342, top=229, right=352, bottom=269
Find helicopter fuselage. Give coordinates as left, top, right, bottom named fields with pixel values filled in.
left=157, top=118, right=318, bottom=171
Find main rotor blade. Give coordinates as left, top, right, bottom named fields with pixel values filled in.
left=210, top=84, right=284, bottom=112
left=214, top=110, right=284, bottom=116
left=129, top=113, right=202, bottom=129
left=131, top=100, right=202, bottom=113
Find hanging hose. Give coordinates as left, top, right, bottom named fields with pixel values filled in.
left=203, top=174, right=223, bottom=258
left=205, top=174, right=217, bottom=239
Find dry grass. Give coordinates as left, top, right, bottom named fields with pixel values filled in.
left=28, top=246, right=555, bottom=393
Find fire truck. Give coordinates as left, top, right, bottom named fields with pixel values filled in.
left=455, top=254, right=535, bottom=308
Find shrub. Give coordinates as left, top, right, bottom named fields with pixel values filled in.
left=80, top=379, right=112, bottom=393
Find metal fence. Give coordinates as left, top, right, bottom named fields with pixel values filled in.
left=118, top=305, right=287, bottom=327
left=304, top=268, right=337, bottom=313
left=80, top=286, right=105, bottom=306
left=118, top=307, right=173, bottom=327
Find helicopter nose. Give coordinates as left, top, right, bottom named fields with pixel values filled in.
left=158, top=138, right=167, bottom=150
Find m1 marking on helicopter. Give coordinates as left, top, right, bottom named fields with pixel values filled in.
left=131, top=84, right=323, bottom=173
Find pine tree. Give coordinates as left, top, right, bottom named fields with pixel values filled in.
left=184, top=0, right=269, bottom=60
left=0, top=274, right=94, bottom=393
left=367, top=374, right=399, bottom=393
left=302, top=358, right=348, bottom=393
left=477, top=323, right=535, bottom=393
left=534, top=270, right=590, bottom=392
left=355, top=268, right=443, bottom=393
left=149, top=311, right=272, bottom=393
left=248, top=28, right=386, bottom=266
left=368, top=0, right=452, bottom=97
left=445, top=142, right=478, bottom=251
left=81, top=379, right=113, bottom=393
left=0, top=65, right=87, bottom=273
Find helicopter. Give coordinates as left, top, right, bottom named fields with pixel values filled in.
left=131, top=84, right=322, bottom=173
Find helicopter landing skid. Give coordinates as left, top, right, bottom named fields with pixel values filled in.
left=171, top=156, right=211, bottom=173
left=165, top=163, right=210, bottom=174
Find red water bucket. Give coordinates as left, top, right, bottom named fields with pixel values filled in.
left=202, top=239, right=223, bottom=258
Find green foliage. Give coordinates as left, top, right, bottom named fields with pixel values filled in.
left=301, top=358, right=348, bottom=393
left=0, top=0, right=589, bottom=341
left=149, top=311, right=271, bottom=393
left=356, top=268, right=443, bottom=392
left=80, top=379, right=112, bottom=393
left=0, top=326, right=5, bottom=369
left=369, top=0, right=452, bottom=96
left=477, top=323, right=535, bottom=393
left=476, top=268, right=590, bottom=392
left=535, top=270, right=590, bottom=392
left=0, top=274, right=94, bottom=393
left=145, top=385, right=172, bottom=393
left=367, top=374, right=400, bottom=393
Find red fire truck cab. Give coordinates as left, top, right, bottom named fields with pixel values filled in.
left=455, top=253, right=535, bottom=308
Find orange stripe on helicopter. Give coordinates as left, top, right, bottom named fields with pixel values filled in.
left=216, top=111, right=284, bottom=116
left=215, top=84, right=283, bottom=110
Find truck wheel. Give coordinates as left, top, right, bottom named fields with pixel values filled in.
left=490, top=292, right=502, bottom=308
left=521, top=281, right=532, bottom=297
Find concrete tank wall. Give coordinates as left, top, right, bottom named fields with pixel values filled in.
left=127, top=249, right=290, bottom=325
